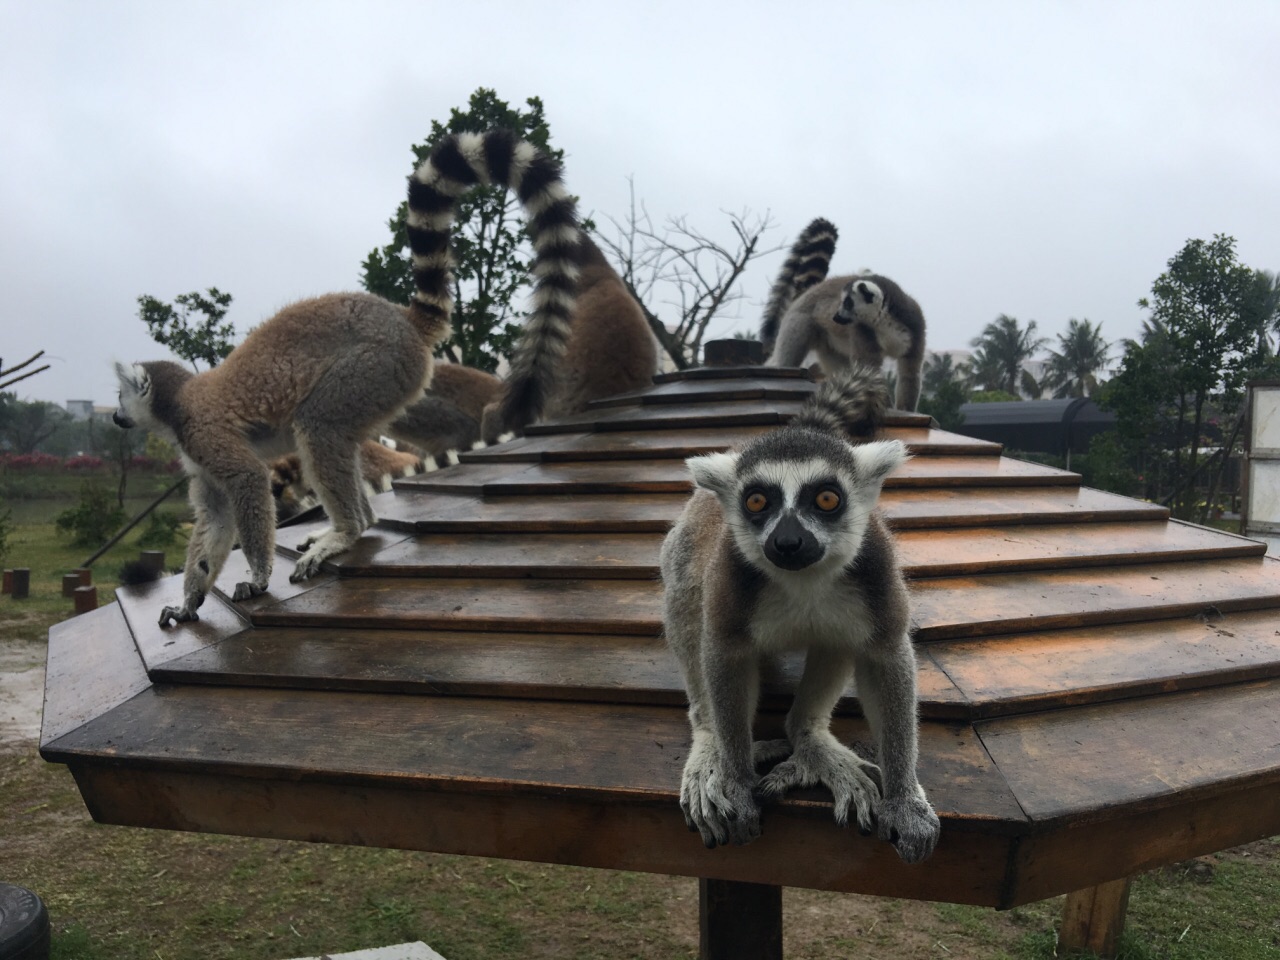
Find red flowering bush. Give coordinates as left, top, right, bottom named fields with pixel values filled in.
left=65, top=455, right=107, bottom=472
left=1, top=452, right=63, bottom=471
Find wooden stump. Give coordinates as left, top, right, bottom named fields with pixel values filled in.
left=1060, top=877, right=1132, bottom=958
left=73, top=585, right=99, bottom=615
left=74, top=568, right=93, bottom=586
left=2, top=569, right=11, bottom=594
left=699, top=879, right=782, bottom=960
left=10, top=568, right=30, bottom=599
left=62, top=573, right=82, bottom=597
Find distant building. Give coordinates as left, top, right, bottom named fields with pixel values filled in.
left=65, top=400, right=114, bottom=421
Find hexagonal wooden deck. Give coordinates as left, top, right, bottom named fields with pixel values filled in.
left=41, top=366, right=1280, bottom=910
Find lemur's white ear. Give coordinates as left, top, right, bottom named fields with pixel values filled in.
left=686, top=452, right=739, bottom=497
left=113, top=361, right=146, bottom=391
left=852, top=439, right=908, bottom=487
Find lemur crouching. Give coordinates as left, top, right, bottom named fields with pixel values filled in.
left=114, top=130, right=584, bottom=627
left=761, top=220, right=927, bottom=412
left=660, top=365, right=940, bottom=862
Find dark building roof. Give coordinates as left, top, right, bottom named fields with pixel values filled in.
left=955, top=397, right=1115, bottom=456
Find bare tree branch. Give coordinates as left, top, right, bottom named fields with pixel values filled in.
left=595, top=179, right=780, bottom=369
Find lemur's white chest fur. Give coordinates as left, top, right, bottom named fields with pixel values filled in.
left=749, top=571, right=875, bottom=653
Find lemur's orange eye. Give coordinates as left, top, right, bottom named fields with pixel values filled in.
left=744, top=492, right=768, bottom=513
left=815, top=490, right=841, bottom=512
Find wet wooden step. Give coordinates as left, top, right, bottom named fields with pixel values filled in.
left=41, top=682, right=1019, bottom=825
left=932, top=608, right=1280, bottom=719
left=586, top=377, right=818, bottom=409
left=330, top=519, right=1260, bottom=581
left=374, top=486, right=1166, bottom=535
left=394, top=456, right=1078, bottom=496
left=461, top=426, right=1002, bottom=464
left=911, top=556, right=1280, bottom=642
left=244, top=557, right=1280, bottom=641
left=653, top=365, right=812, bottom=383
left=977, top=677, right=1280, bottom=824
left=524, top=399, right=931, bottom=435
left=251, top=577, right=665, bottom=635
left=150, top=627, right=970, bottom=720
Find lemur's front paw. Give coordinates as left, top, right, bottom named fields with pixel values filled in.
left=290, top=551, right=326, bottom=582
left=875, top=792, right=941, bottom=864
left=158, top=604, right=199, bottom=628
left=231, top=580, right=268, bottom=602
left=679, top=744, right=762, bottom=848
left=757, top=735, right=880, bottom=832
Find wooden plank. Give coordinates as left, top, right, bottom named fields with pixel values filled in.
left=588, top=377, right=816, bottom=409
left=525, top=399, right=792, bottom=435
left=44, top=685, right=1021, bottom=827
left=976, top=677, right=1280, bottom=824
left=1060, top=878, right=1131, bottom=959
left=1004, top=775, right=1280, bottom=905
left=699, top=879, right=781, bottom=960
left=375, top=487, right=1167, bottom=536
left=882, top=486, right=1168, bottom=530
left=393, top=456, right=1078, bottom=497
left=911, top=557, right=1280, bottom=642
left=39, top=602, right=149, bottom=747
left=152, top=627, right=971, bottom=719
left=654, top=366, right=812, bottom=384
left=117, top=574, right=250, bottom=674
left=338, top=532, right=662, bottom=579
left=250, top=576, right=665, bottom=635
left=461, top=426, right=1001, bottom=463
left=896, top=519, right=1265, bottom=578
left=339, top=520, right=1259, bottom=582
left=64, top=763, right=1016, bottom=905
left=930, top=608, right=1280, bottom=718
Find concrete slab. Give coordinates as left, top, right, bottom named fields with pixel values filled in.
left=286, top=942, right=446, bottom=960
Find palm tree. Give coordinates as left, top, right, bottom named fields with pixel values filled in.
left=969, top=315, right=1048, bottom=396
left=922, top=352, right=970, bottom=398
left=1043, top=318, right=1111, bottom=398
left=1245, top=269, right=1280, bottom=357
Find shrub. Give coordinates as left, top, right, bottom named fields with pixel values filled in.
left=137, top=509, right=182, bottom=548
left=56, top=482, right=127, bottom=548
left=1, top=452, right=63, bottom=471
left=65, top=455, right=107, bottom=472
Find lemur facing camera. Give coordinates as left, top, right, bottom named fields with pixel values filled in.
left=114, top=130, right=584, bottom=627
left=659, top=365, right=940, bottom=863
left=761, top=219, right=927, bottom=412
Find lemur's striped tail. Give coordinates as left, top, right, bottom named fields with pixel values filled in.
left=405, top=131, right=584, bottom=407
left=791, top=364, right=889, bottom=439
left=759, top=218, right=838, bottom=354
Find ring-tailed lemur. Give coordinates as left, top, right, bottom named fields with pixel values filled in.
left=271, top=439, right=427, bottom=524
left=114, top=130, right=584, bottom=627
left=759, top=218, right=839, bottom=355
left=659, top=364, right=940, bottom=862
left=761, top=223, right=927, bottom=412
left=480, top=232, right=656, bottom=441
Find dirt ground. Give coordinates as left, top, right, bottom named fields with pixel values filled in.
left=0, top=635, right=44, bottom=750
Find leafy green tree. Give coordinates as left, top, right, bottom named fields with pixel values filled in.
left=0, top=393, right=71, bottom=453
left=1243, top=268, right=1280, bottom=356
left=1043, top=318, right=1110, bottom=398
left=1103, top=235, right=1280, bottom=521
left=361, top=88, right=560, bottom=372
left=137, top=288, right=236, bottom=370
left=969, top=315, right=1047, bottom=397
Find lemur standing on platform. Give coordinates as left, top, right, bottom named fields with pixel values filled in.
left=659, top=365, right=940, bottom=862
left=114, top=130, right=584, bottom=626
left=761, top=220, right=927, bottom=412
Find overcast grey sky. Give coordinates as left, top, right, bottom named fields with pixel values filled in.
left=3, top=0, right=1278, bottom=406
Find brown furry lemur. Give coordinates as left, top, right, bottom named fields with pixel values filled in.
left=114, top=130, right=586, bottom=626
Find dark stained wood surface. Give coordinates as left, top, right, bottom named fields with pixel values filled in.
left=40, top=363, right=1280, bottom=910
left=460, top=426, right=1002, bottom=463
left=976, top=678, right=1280, bottom=823
left=395, top=455, right=1077, bottom=497
left=150, top=626, right=970, bottom=719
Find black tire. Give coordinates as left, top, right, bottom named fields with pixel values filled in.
left=0, top=883, right=50, bottom=960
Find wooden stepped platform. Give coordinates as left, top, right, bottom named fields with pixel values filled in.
left=42, top=365, right=1280, bottom=919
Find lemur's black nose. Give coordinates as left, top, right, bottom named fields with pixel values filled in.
left=773, top=533, right=803, bottom=555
